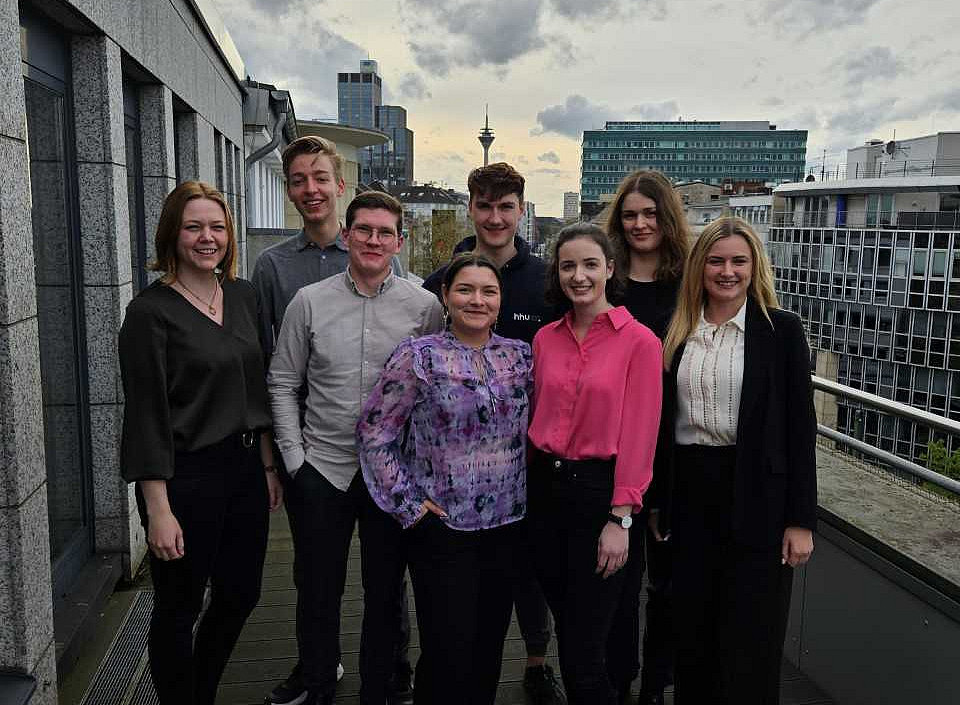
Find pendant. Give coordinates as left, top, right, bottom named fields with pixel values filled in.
left=208, top=306, right=216, bottom=315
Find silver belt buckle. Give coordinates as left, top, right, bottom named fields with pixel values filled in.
left=242, top=431, right=255, bottom=448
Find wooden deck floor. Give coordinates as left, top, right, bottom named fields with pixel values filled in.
left=206, top=509, right=835, bottom=705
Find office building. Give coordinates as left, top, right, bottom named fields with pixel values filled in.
left=337, top=59, right=383, bottom=130
left=518, top=201, right=537, bottom=243
left=337, top=60, right=414, bottom=186
left=390, top=184, right=470, bottom=277
left=580, top=120, right=807, bottom=219
left=768, top=144, right=960, bottom=464
left=846, top=132, right=960, bottom=179
left=563, top=191, right=579, bottom=221
left=369, top=105, right=414, bottom=187
left=244, top=81, right=298, bottom=230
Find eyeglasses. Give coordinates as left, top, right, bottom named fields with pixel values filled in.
left=350, top=224, right=399, bottom=242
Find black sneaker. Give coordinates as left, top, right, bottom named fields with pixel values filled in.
left=636, top=690, right=664, bottom=705
left=523, top=664, right=567, bottom=705
left=388, top=661, right=414, bottom=705
left=266, top=663, right=344, bottom=705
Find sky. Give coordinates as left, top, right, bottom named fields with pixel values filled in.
left=213, top=0, right=960, bottom=216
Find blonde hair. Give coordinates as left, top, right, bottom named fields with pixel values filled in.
left=149, top=181, right=237, bottom=282
left=662, top=217, right=778, bottom=369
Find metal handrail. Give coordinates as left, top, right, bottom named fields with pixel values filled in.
left=811, top=374, right=960, bottom=496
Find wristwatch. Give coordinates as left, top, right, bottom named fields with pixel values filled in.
left=607, top=513, right=633, bottom=529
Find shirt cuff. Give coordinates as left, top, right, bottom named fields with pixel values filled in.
left=612, top=486, right=646, bottom=513
left=282, top=447, right=306, bottom=477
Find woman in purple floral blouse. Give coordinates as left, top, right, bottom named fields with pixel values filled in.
left=357, top=253, right=532, bottom=705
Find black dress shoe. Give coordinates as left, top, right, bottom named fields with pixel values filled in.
left=636, top=690, right=664, bottom=705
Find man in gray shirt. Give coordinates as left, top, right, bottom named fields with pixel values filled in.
left=269, top=191, right=443, bottom=705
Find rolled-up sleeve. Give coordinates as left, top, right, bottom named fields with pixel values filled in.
left=267, top=290, right=310, bottom=474
left=356, top=339, right=426, bottom=527
left=613, top=334, right=663, bottom=510
left=119, top=299, right=173, bottom=481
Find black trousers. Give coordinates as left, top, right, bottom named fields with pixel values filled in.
left=640, top=520, right=674, bottom=694
left=286, top=465, right=407, bottom=703
left=407, top=516, right=521, bottom=705
left=605, top=517, right=645, bottom=693
left=513, top=528, right=552, bottom=658
left=671, top=445, right=793, bottom=705
left=529, top=454, right=626, bottom=705
left=140, top=432, right=269, bottom=705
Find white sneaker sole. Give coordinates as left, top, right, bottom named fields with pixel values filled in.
left=337, top=662, right=345, bottom=681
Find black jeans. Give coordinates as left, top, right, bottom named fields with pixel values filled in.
left=513, top=524, right=552, bottom=659
left=529, top=454, right=626, bottom=705
left=671, top=445, right=792, bottom=705
left=406, top=516, right=520, bottom=705
left=605, top=516, right=645, bottom=692
left=139, top=432, right=269, bottom=705
left=640, top=520, right=674, bottom=694
left=286, top=465, right=407, bottom=703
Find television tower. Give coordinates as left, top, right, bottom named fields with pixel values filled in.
left=478, top=105, right=495, bottom=166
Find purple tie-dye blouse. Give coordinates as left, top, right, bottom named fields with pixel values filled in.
left=357, top=331, right=532, bottom=530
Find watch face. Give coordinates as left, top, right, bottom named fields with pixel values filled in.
left=621, top=515, right=633, bottom=529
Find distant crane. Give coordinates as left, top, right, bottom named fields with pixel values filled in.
left=478, top=105, right=495, bottom=166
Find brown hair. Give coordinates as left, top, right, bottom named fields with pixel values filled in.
left=345, top=191, right=404, bottom=233
left=149, top=181, right=237, bottom=282
left=467, top=162, right=525, bottom=204
left=282, top=135, right=344, bottom=182
left=602, top=169, right=690, bottom=282
left=662, top=217, right=779, bottom=368
left=442, top=252, right=503, bottom=292
left=545, top=222, right=623, bottom=308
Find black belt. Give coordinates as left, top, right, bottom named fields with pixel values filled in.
left=539, top=452, right=615, bottom=480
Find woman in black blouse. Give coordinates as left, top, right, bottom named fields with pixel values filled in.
left=119, top=181, right=282, bottom=705
left=603, top=170, right=690, bottom=704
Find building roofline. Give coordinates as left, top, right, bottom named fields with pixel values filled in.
left=775, top=176, right=960, bottom=196
left=297, top=120, right=390, bottom=148
left=187, top=0, right=245, bottom=83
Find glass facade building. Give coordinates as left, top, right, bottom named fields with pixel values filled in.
left=768, top=179, right=960, bottom=463
left=580, top=120, right=807, bottom=218
left=337, top=61, right=414, bottom=186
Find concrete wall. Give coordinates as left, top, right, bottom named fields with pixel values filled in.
left=1, top=1, right=249, bottom=699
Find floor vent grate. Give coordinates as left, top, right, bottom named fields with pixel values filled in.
left=80, top=590, right=154, bottom=705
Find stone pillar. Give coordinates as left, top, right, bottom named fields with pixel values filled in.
left=175, top=111, right=216, bottom=185
left=0, top=1, right=57, bottom=702
left=138, top=84, right=177, bottom=266
left=70, top=35, right=143, bottom=576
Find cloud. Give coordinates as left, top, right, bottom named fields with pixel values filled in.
left=397, top=72, right=432, bottom=101
left=628, top=100, right=680, bottom=121
left=538, top=151, right=561, bottom=164
left=762, top=96, right=785, bottom=107
left=533, top=167, right=566, bottom=176
left=214, top=1, right=365, bottom=120
left=839, top=47, right=905, bottom=92
left=757, top=0, right=883, bottom=35
left=405, top=0, right=546, bottom=77
left=532, top=95, right=614, bottom=139
left=549, top=0, right=666, bottom=21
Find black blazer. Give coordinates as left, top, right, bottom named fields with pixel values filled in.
left=648, top=297, right=818, bottom=549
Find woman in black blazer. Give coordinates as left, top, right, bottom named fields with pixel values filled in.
left=656, top=216, right=817, bottom=705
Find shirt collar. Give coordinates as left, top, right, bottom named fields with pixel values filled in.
left=345, top=266, right=395, bottom=298
left=562, top=305, right=633, bottom=333
left=296, top=226, right=347, bottom=252
left=698, top=299, right=748, bottom=332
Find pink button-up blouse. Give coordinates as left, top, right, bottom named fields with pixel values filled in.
left=528, top=306, right=663, bottom=510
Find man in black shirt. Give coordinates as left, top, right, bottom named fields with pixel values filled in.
left=423, top=163, right=564, bottom=705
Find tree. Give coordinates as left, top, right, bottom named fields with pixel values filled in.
left=920, top=439, right=960, bottom=481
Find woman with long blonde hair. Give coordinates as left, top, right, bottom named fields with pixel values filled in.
left=658, top=217, right=817, bottom=705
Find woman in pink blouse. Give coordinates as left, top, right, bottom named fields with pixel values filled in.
left=527, top=223, right=663, bottom=705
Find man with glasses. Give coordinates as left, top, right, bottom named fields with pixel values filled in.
left=254, top=137, right=413, bottom=705
left=269, top=191, right=444, bottom=705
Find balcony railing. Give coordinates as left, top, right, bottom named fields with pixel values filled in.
left=772, top=209, right=960, bottom=230
left=807, top=158, right=960, bottom=181
left=812, top=374, right=960, bottom=498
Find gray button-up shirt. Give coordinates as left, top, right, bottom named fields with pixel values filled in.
left=268, top=269, right=445, bottom=490
left=250, top=229, right=405, bottom=358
